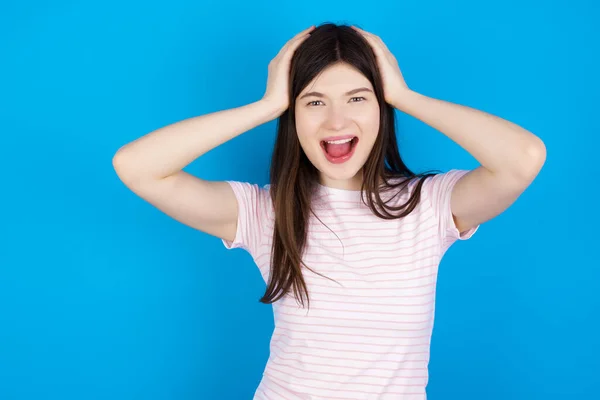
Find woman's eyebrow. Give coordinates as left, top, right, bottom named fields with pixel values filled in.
left=298, top=87, right=373, bottom=100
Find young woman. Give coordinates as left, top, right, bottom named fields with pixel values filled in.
left=113, top=23, right=546, bottom=400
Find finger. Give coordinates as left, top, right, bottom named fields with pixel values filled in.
left=275, top=38, right=302, bottom=60
left=351, top=25, right=375, bottom=39
left=283, top=32, right=312, bottom=58
left=363, top=30, right=384, bottom=47
left=290, top=25, right=315, bottom=42
left=352, top=26, right=379, bottom=46
left=373, top=34, right=388, bottom=48
left=278, top=27, right=313, bottom=55
left=375, top=38, right=390, bottom=54
left=351, top=26, right=395, bottom=61
left=283, top=26, right=314, bottom=49
left=299, top=25, right=316, bottom=35
left=358, top=31, right=385, bottom=56
left=272, top=33, right=309, bottom=64
left=352, top=26, right=385, bottom=46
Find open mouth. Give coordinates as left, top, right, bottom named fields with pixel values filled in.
left=320, top=136, right=359, bottom=164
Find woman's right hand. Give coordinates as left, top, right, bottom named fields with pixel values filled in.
left=261, top=25, right=315, bottom=116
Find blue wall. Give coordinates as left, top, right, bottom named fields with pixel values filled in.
left=1, top=1, right=598, bottom=399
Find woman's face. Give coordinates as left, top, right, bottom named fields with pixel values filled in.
left=294, top=62, right=380, bottom=191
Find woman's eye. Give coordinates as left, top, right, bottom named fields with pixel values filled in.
left=307, top=97, right=366, bottom=106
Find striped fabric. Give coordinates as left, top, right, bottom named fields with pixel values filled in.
left=222, top=169, right=478, bottom=399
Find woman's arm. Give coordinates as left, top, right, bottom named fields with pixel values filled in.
left=112, top=26, right=313, bottom=242
left=112, top=100, right=281, bottom=241
left=393, top=90, right=546, bottom=233
left=112, top=100, right=281, bottom=183
left=351, top=25, right=546, bottom=233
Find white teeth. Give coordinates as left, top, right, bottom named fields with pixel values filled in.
left=325, top=138, right=353, bottom=144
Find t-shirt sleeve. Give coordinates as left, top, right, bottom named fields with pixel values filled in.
left=421, top=169, right=479, bottom=253
left=221, top=180, right=272, bottom=258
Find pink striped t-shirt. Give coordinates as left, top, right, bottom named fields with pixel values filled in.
left=222, top=169, right=479, bottom=400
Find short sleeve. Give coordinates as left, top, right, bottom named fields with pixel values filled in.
left=222, top=181, right=273, bottom=258
left=421, top=169, right=479, bottom=253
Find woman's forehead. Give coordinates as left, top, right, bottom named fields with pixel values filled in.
left=299, top=64, right=373, bottom=98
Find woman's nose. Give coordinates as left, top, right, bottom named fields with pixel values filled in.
left=325, top=107, right=349, bottom=130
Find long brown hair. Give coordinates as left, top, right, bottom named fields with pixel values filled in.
left=261, top=23, right=437, bottom=309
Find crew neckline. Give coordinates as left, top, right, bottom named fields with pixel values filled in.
left=314, top=176, right=413, bottom=202
left=315, top=182, right=366, bottom=201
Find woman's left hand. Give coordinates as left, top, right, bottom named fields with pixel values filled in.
left=351, top=26, right=412, bottom=108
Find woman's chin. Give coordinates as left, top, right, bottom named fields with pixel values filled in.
left=317, top=160, right=364, bottom=183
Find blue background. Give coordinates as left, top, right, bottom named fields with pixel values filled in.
left=1, top=1, right=598, bottom=399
